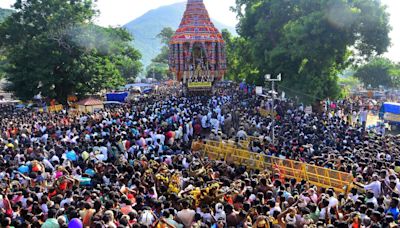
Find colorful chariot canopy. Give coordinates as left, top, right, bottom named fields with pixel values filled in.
left=168, top=0, right=227, bottom=81
left=169, top=0, right=224, bottom=44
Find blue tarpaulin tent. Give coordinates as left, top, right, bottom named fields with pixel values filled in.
left=382, top=102, right=400, bottom=114
left=380, top=102, right=400, bottom=126
left=106, top=92, right=128, bottom=103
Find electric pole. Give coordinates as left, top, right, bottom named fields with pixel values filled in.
left=265, top=73, right=282, bottom=145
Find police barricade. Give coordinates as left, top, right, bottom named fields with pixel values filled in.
left=192, top=141, right=353, bottom=193
left=263, top=156, right=308, bottom=182
left=195, top=141, right=269, bottom=167
left=204, top=140, right=243, bottom=150
left=203, top=143, right=224, bottom=161
left=305, top=165, right=353, bottom=193
left=239, top=136, right=262, bottom=149
left=204, top=140, right=221, bottom=148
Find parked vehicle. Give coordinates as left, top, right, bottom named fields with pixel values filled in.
left=380, top=102, right=400, bottom=130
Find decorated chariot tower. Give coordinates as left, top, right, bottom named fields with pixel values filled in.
left=168, top=0, right=226, bottom=93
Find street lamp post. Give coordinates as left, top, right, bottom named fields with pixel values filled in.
left=265, top=73, right=282, bottom=145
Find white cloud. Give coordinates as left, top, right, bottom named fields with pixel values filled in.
left=0, top=0, right=14, bottom=8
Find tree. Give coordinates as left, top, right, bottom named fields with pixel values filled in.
left=114, top=43, right=143, bottom=83
left=0, top=0, right=142, bottom=103
left=233, top=0, right=391, bottom=103
left=390, top=63, right=400, bottom=88
left=157, top=27, right=174, bottom=47
left=354, top=57, right=400, bottom=89
left=148, top=27, right=174, bottom=80
left=0, top=51, right=6, bottom=79
left=221, top=29, right=258, bottom=82
left=146, top=62, right=170, bottom=81
left=0, top=8, right=13, bottom=80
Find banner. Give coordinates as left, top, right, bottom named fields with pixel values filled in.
left=188, top=82, right=212, bottom=88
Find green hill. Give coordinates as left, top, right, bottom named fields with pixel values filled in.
left=124, top=2, right=236, bottom=67
left=0, top=8, right=13, bottom=22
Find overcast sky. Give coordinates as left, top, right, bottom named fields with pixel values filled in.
left=1, top=0, right=399, bottom=62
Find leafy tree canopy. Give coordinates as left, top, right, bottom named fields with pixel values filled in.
left=0, top=52, right=6, bottom=80
left=148, top=27, right=174, bottom=80
left=0, top=8, right=14, bottom=80
left=354, top=57, right=400, bottom=89
left=0, top=0, right=142, bottom=103
left=233, top=0, right=391, bottom=103
left=157, top=27, right=175, bottom=46
left=146, top=62, right=170, bottom=81
left=222, top=29, right=259, bottom=83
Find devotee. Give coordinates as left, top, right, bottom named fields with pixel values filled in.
left=0, top=83, right=398, bottom=228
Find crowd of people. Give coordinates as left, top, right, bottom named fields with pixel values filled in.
left=1, top=85, right=400, bottom=228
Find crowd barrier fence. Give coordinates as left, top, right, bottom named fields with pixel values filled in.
left=192, top=141, right=353, bottom=193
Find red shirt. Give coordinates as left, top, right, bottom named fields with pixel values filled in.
left=165, top=131, right=174, bottom=139
left=125, top=140, right=131, bottom=150
left=194, top=124, right=202, bottom=135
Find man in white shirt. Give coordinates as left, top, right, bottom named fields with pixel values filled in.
left=176, top=201, right=195, bottom=228
left=327, top=189, right=338, bottom=209
left=354, top=174, right=381, bottom=198
left=210, top=117, right=219, bottom=132
left=236, top=127, right=247, bottom=140
left=365, top=191, right=378, bottom=208
left=60, top=191, right=74, bottom=208
left=201, top=115, right=209, bottom=129
left=154, top=132, right=165, bottom=145
left=42, top=158, right=55, bottom=172
left=99, top=145, right=108, bottom=161
left=359, top=108, right=368, bottom=130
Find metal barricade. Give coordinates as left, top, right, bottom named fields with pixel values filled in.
left=192, top=140, right=353, bottom=193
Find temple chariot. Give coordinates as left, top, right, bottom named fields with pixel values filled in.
left=168, top=0, right=227, bottom=95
